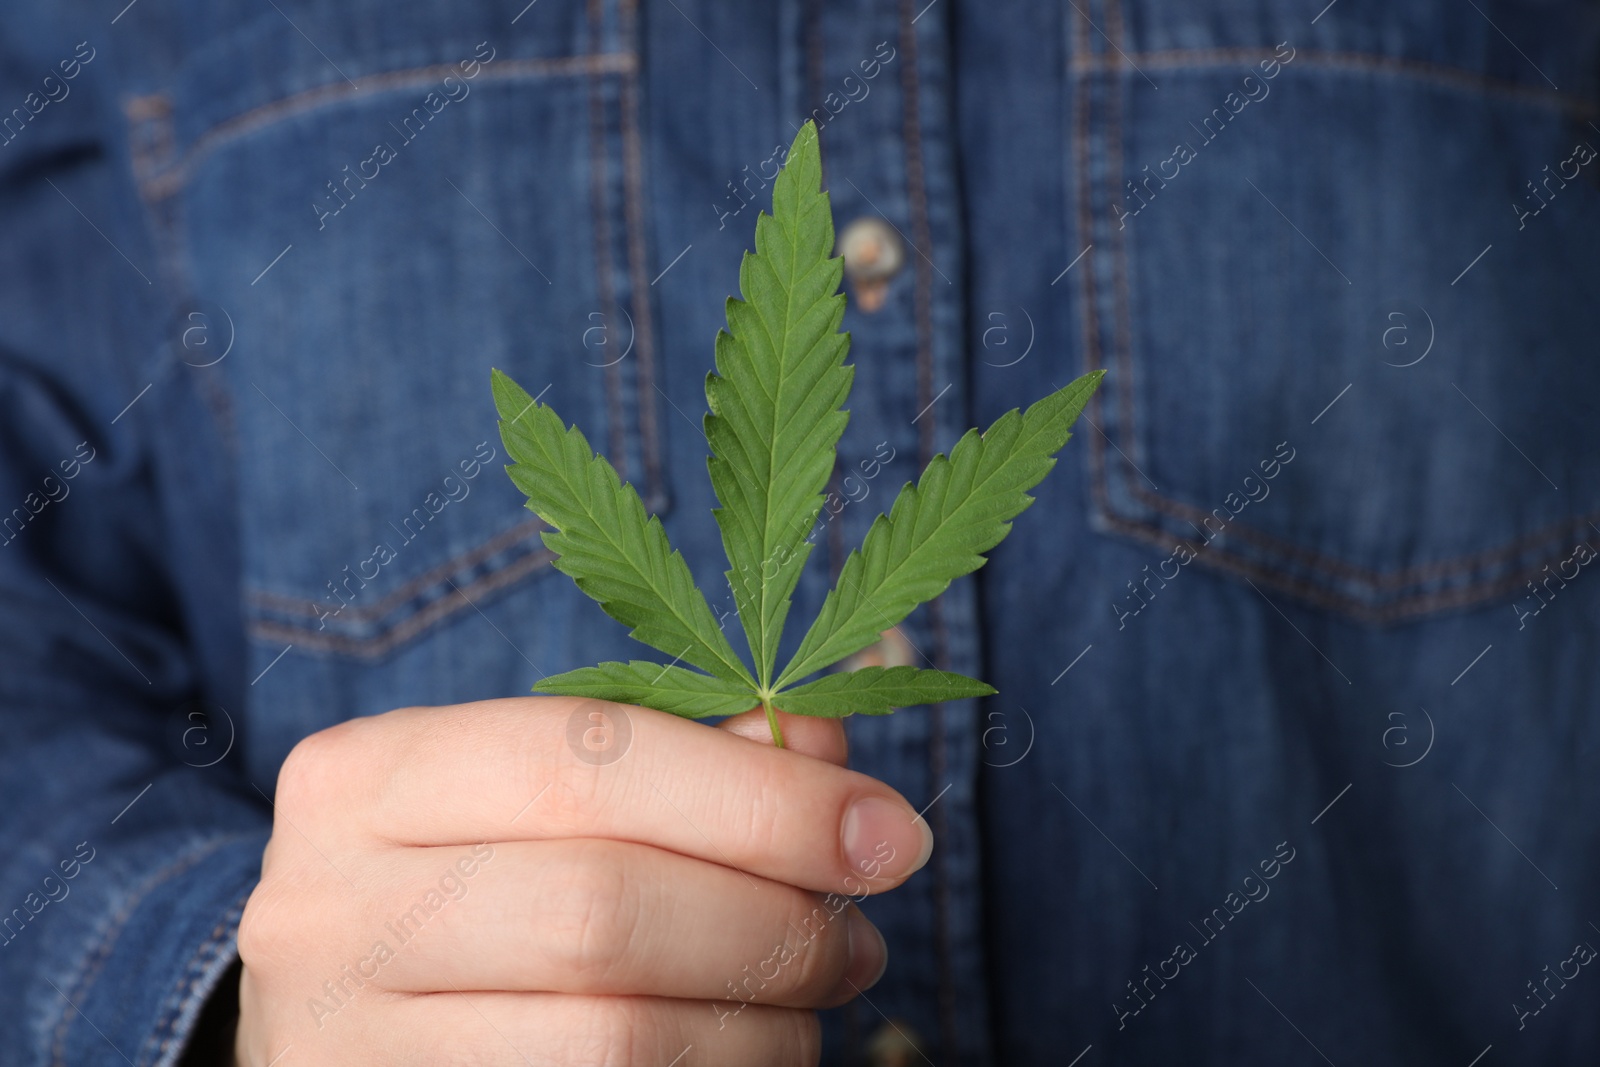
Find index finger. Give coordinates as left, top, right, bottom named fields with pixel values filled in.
left=283, top=698, right=932, bottom=895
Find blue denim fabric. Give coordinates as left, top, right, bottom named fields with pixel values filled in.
left=2, top=0, right=1599, bottom=1063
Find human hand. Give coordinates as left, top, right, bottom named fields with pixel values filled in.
left=232, top=697, right=930, bottom=1065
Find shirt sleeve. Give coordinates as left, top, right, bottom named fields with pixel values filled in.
left=0, top=19, right=269, bottom=1067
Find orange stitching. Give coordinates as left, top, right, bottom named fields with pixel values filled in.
left=137, top=52, right=637, bottom=202
left=246, top=516, right=546, bottom=620
left=146, top=902, right=242, bottom=1064
left=1079, top=11, right=1596, bottom=614
left=50, top=836, right=246, bottom=1066
left=1106, top=2, right=1141, bottom=505
left=587, top=0, right=631, bottom=486
left=1130, top=479, right=1600, bottom=591
left=1071, top=1, right=1114, bottom=523
left=1082, top=47, right=1591, bottom=114
left=619, top=0, right=666, bottom=512
left=121, top=93, right=174, bottom=192
left=1103, top=508, right=1579, bottom=625
left=248, top=545, right=556, bottom=658
left=897, top=0, right=961, bottom=1058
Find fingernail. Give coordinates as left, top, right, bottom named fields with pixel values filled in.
left=842, top=795, right=933, bottom=882
left=844, top=908, right=888, bottom=991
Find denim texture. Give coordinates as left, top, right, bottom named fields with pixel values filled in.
left=2, top=0, right=1599, bottom=1063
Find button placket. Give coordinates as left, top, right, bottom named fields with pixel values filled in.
left=805, top=1, right=993, bottom=1063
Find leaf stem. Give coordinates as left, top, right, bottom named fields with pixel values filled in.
left=762, top=695, right=786, bottom=748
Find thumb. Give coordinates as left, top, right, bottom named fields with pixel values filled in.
left=717, top=708, right=848, bottom=767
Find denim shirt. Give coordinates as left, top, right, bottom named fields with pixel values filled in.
left=3, top=0, right=1599, bottom=1063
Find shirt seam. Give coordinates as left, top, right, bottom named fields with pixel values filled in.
left=1080, top=46, right=1593, bottom=113
left=246, top=543, right=556, bottom=657
left=896, top=0, right=962, bottom=1058
left=133, top=52, right=639, bottom=203
left=1072, top=2, right=1599, bottom=620
left=619, top=0, right=668, bottom=514
left=244, top=516, right=547, bottom=621
left=145, top=897, right=248, bottom=1067
left=51, top=834, right=253, bottom=1067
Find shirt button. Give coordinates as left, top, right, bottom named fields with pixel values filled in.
left=838, top=216, right=904, bottom=312
left=865, top=1021, right=927, bottom=1067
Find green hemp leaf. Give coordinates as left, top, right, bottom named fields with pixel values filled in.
left=492, top=120, right=1103, bottom=747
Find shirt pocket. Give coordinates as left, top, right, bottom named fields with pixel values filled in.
left=126, top=2, right=667, bottom=713
left=1070, top=0, right=1600, bottom=623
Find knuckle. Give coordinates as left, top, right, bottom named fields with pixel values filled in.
left=514, top=702, right=613, bottom=835
left=783, top=897, right=852, bottom=1000
left=236, top=877, right=297, bottom=975
left=274, top=718, right=366, bottom=815
left=787, top=1008, right=823, bottom=1065
left=533, top=765, right=606, bottom=836
left=538, top=841, right=641, bottom=987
